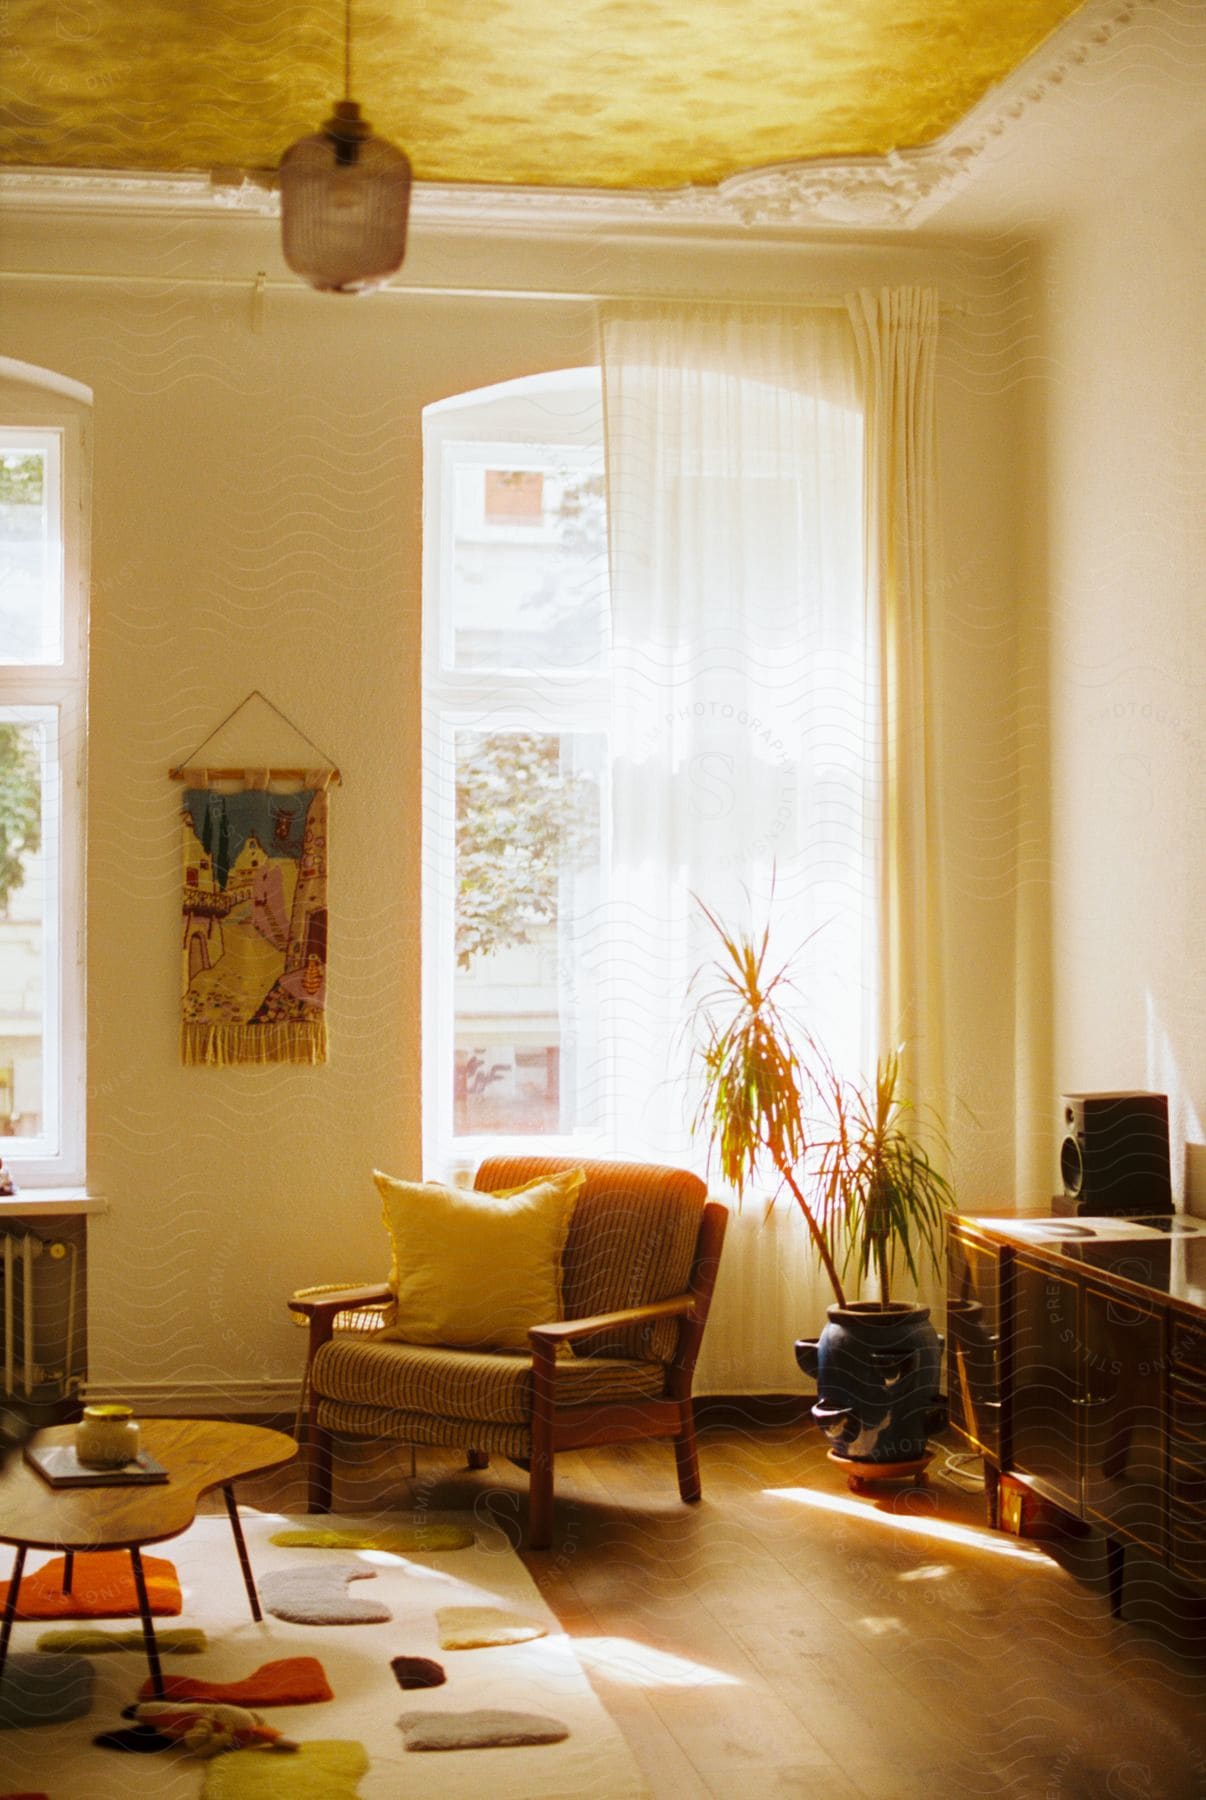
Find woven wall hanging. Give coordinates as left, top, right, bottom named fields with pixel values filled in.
left=172, top=695, right=340, bottom=1067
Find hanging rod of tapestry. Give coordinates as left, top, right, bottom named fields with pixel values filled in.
left=168, top=689, right=342, bottom=785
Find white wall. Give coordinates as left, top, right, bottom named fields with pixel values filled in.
left=0, top=208, right=1028, bottom=1404
left=1036, top=120, right=1205, bottom=1206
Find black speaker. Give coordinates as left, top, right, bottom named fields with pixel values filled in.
left=1056, top=1091, right=1172, bottom=1217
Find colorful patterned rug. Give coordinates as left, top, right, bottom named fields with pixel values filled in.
left=0, top=1512, right=648, bottom=1798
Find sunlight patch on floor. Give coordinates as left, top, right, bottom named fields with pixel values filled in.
left=572, top=1636, right=743, bottom=1689
left=857, top=1615, right=909, bottom=1638
left=764, top=1486, right=1051, bottom=1563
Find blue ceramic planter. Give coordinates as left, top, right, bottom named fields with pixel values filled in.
left=795, top=1302, right=942, bottom=1463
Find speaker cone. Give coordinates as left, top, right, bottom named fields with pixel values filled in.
left=1060, top=1134, right=1083, bottom=1197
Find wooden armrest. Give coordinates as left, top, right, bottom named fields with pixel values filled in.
left=528, top=1294, right=695, bottom=1349
left=288, top=1283, right=393, bottom=1321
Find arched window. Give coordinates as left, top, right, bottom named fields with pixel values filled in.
left=0, top=361, right=90, bottom=1183
left=423, top=345, right=869, bottom=1181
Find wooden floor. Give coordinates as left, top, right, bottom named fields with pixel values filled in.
left=216, top=1419, right=1206, bottom=1800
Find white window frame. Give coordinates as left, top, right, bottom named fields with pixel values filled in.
left=422, top=371, right=610, bottom=1177
left=0, top=388, right=89, bottom=1186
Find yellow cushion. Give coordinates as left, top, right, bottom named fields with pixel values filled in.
left=373, top=1167, right=584, bottom=1350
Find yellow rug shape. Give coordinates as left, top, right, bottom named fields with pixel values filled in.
left=270, top=1524, right=474, bottom=1554
left=35, top=1627, right=207, bottom=1655
left=437, top=1606, right=547, bottom=1650
left=203, top=1740, right=368, bottom=1798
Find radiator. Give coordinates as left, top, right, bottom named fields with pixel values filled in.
left=0, top=1231, right=81, bottom=1400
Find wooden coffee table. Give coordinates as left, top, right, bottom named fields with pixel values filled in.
left=0, top=1418, right=296, bottom=1697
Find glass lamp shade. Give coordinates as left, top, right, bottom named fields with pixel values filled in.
left=280, top=105, right=412, bottom=295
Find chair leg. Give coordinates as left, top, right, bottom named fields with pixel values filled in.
left=674, top=1401, right=702, bottom=1504
left=466, top=1449, right=489, bottom=1470
left=308, top=1421, right=334, bottom=1513
left=528, top=1338, right=557, bottom=1550
left=528, top=1446, right=554, bottom=1551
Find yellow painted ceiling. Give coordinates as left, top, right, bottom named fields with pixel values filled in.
left=2, top=0, right=1088, bottom=190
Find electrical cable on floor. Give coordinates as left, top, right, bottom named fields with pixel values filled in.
left=940, top=1450, right=986, bottom=1489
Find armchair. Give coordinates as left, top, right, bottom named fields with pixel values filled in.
left=289, top=1156, right=727, bottom=1549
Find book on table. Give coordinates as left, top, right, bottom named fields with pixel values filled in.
left=23, top=1443, right=169, bottom=1488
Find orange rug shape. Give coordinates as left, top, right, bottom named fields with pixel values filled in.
left=138, top=1656, right=333, bottom=1706
left=0, top=1554, right=181, bottom=1620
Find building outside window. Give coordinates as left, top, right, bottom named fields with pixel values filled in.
left=423, top=371, right=608, bottom=1165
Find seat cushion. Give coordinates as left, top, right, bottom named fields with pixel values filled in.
left=312, top=1333, right=666, bottom=1426
left=313, top=1399, right=533, bottom=1460
left=475, top=1157, right=706, bottom=1360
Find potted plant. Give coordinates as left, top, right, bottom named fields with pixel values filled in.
left=690, top=901, right=955, bottom=1468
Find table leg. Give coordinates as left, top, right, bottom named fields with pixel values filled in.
left=63, top=1550, right=74, bottom=1594
left=0, top=1546, right=26, bottom=1689
left=129, top=1547, right=165, bottom=1699
left=223, top=1484, right=262, bottom=1623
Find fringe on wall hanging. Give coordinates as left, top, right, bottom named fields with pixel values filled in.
left=172, top=695, right=340, bottom=1068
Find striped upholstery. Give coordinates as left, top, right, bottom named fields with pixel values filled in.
left=312, top=1333, right=665, bottom=1423
left=314, top=1399, right=534, bottom=1460
left=476, top=1157, right=706, bottom=1361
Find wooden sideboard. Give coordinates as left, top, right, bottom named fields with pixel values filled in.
left=946, top=1214, right=1206, bottom=1613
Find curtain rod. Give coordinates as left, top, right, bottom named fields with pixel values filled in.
left=0, top=268, right=961, bottom=311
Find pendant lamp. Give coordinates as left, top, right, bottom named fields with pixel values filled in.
left=279, top=1, right=412, bottom=295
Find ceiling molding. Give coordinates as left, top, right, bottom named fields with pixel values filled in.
left=0, top=0, right=1137, bottom=236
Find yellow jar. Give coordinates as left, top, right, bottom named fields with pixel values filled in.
left=75, top=1403, right=140, bottom=1468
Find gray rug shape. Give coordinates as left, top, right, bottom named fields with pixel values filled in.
left=259, top=1561, right=391, bottom=1625
left=0, top=1651, right=95, bottom=1728
left=399, top=1707, right=569, bottom=1751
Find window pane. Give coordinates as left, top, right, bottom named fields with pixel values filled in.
left=0, top=431, right=63, bottom=664
left=446, top=445, right=608, bottom=673
left=454, top=728, right=603, bottom=1137
left=0, top=713, right=54, bottom=1149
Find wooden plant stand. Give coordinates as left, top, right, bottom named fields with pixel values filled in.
left=828, top=1449, right=933, bottom=1493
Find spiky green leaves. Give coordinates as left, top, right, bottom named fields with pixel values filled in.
left=689, top=905, right=955, bottom=1311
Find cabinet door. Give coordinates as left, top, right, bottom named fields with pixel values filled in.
left=1079, top=1283, right=1164, bottom=1549
left=1169, top=1320, right=1206, bottom=1585
left=1008, top=1256, right=1080, bottom=1512
left=946, top=1231, right=1002, bottom=1459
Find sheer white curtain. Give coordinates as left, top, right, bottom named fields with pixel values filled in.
left=849, top=288, right=945, bottom=1134
left=598, top=303, right=874, bottom=1391
left=849, top=287, right=945, bottom=1318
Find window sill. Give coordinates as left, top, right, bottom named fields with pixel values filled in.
left=0, top=1188, right=106, bottom=1217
